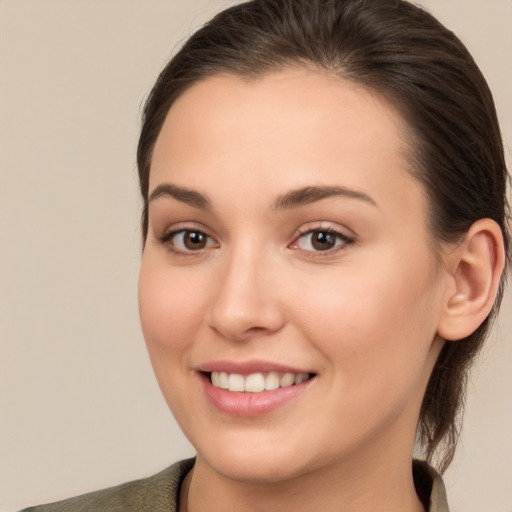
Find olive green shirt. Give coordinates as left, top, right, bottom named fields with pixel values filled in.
left=21, top=459, right=449, bottom=511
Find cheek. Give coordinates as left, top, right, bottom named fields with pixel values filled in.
left=138, top=256, right=204, bottom=362
left=138, top=256, right=210, bottom=427
left=293, top=253, right=441, bottom=390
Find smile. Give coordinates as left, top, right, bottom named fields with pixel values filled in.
left=199, top=363, right=316, bottom=416
left=210, top=371, right=311, bottom=393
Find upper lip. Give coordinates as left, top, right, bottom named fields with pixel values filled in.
left=197, top=359, right=314, bottom=375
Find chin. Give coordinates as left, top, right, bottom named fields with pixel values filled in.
left=203, top=450, right=311, bottom=484
left=192, top=426, right=336, bottom=485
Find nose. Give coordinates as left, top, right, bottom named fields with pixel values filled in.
left=207, top=247, right=286, bottom=342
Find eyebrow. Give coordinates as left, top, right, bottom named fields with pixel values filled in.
left=148, top=183, right=377, bottom=211
left=273, top=185, right=378, bottom=210
left=148, top=183, right=211, bottom=210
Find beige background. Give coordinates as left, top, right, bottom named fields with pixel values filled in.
left=0, top=1, right=510, bottom=510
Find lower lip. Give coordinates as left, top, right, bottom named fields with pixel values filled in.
left=201, top=374, right=312, bottom=417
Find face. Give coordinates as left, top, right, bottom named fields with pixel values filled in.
left=139, top=70, right=448, bottom=483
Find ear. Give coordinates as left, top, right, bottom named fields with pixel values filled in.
left=437, top=218, right=506, bottom=341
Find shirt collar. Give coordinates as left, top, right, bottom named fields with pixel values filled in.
left=413, top=459, right=450, bottom=512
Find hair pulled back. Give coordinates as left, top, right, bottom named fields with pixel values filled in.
left=137, top=0, right=510, bottom=472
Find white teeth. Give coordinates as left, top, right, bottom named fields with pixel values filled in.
left=280, top=373, right=295, bottom=387
left=264, top=372, right=280, bottom=391
left=244, top=373, right=265, bottom=392
left=211, top=371, right=221, bottom=387
left=211, top=371, right=230, bottom=389
left=210, top=371, right=310, bottom=393
left=228, top=373, right=245, bottom=392
left=219, top=371, right=229, bottom=389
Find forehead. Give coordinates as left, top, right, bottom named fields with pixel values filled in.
left=152, top=70, right=411, bottom=169
left=150, top=69, right=423, bottom=216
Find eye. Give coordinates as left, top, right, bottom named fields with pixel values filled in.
left=291, top=228, right=353, bottom=253
left=161, top=229, right=218, bottom=253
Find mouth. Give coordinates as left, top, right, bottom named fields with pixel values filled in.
left=205, top=371, right=315, bottom=393
left=198, top=360, right=317, bottom=416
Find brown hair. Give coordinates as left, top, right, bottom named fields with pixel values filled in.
left=137, top=0, right=510, bottom=472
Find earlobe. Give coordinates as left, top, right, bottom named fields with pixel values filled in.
left=437, top=219, right=506, bottom=341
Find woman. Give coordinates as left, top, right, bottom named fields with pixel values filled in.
left=20, top=0, right=509, bottom=511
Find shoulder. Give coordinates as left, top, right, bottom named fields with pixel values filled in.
left=19, top=459, right=194, bottom=512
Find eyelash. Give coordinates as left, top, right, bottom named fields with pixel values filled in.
left=290, top=226, right=354, bottom=256
left=157, top=225, right=354, bottom=257
left=158, top=227, right=218, bottom=257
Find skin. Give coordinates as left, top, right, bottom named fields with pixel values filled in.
left=138, top=69, right=452, bottom=512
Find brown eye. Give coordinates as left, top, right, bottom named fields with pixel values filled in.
left=292, top=229, right=353, bottom=253
left=163, top=229, right=218, bottom=253
left=183, top=231, right=207, bottom=250
left=310, top=231, right=336, bottom=250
